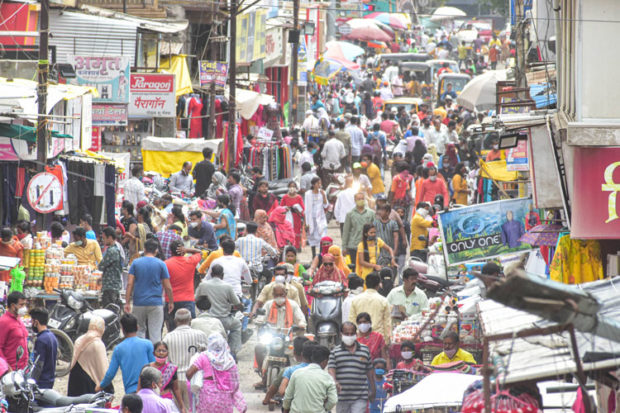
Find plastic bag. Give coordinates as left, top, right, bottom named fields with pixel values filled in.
left=10, top=266, right=26, bottom=293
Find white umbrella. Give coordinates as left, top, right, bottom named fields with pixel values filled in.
left=383, top=372, right=480, bottom=412
left=457, top=69, right=508, bottom=112
left=430, top=6, right=467, bottom=22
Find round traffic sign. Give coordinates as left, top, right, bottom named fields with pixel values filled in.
left=27, top=172, right=63, bottom=214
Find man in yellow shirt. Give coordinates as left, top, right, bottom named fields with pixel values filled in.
left=197, top=244, right=242, bottom=274
left=64, top=227, right=102, bottom=268
left=431, top=332, right=476, bottom=366
left=410, top=203, right=434, bottom=262
left=361, top=154, right=385, bottom=197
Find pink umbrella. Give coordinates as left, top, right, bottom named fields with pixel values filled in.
left=341, top=19, right=392, bottom=42
left=363, top=12, right=409, bottom=30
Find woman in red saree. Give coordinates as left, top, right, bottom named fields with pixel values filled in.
left=312, top=253, right=348, bottom=286
left=268, top=206, right=296, bottom=249
left=279, top=181, right=305, bottom=250
left=149, top=341, right=186, bottom=412
left=355, top=312, right=391, bottom=369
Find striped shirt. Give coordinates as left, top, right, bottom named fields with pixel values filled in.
left=162, top=325, right=209, bottom=381
left=235, top=234, right=278, bottom=272
left=328, top=342, right=372, bottom=401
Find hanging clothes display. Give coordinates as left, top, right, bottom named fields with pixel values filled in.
left=188, top=95, right=204, bottom=138
left=549, top=235, right=604, bottom=284
left=244, top=143, right=293, bottom=181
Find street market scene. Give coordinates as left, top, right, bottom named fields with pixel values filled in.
left=0, top=0, right=618, bottom=411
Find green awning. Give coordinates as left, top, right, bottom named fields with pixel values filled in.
left=0, top=123, right=73, bottom=143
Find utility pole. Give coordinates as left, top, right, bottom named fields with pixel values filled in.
left=206, top=43, right=218, bottom=140
left=227, top=0, right=237, bottom=172
left=290, top=0, right=300, bottom=125
left=37, top=0, right=49, bottom=169
left=514, top=0, right=526, bottom=89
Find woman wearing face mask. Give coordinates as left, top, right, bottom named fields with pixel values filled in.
left=355, top=312, right=391, bottom=369
left=148, top=342, right=186, bottom=413
left=207, top=171, right=228, bottom=199
left=356, top=224, right=396, bottom=280
left=396, top=340, right=426, bottom=371
left=186, top=333, right=247, bottom=413
left=451, top=162, right=469, bottom=206
left=312, top=253, right=348, bottom=286
left=68, top=316, right=114, bottom=396
left=417, top=165, right=449, bottom=209
left=307, top=236, right=333, bottom=277
left=279, top=182, right=305, bottom=250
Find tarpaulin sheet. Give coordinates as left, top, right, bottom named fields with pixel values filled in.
left=141, top=137, right=222, bottom=177
left=479, top=159, right=519, bottom=182
left=159, top=55, right=193, bottom=98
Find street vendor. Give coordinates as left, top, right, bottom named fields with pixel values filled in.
left=431, top=332, right=476, bottom=366
left=387, top=268, right=429, bottom=320
left=64, top=227, right=103, bottom=268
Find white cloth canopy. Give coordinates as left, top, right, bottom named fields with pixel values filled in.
left=430, top=6, right=467, bottom=22
left=383, top=373, right=480, bottom=412
left=225, top=88, right=275, bottom=120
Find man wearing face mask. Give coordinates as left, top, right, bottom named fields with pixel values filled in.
left=431, top=331, right=476, bottom=366
left=30, top=308, right=58, bottom=389
left=0, top=291, right=29, bottom=370
left=417, top=165, right=449, bottom=209
left=410, top=202, right=435, bottom=262
left=254, top=284, right=306, bottom=388
left=187, top=210, right=217, bottom=250
left=342, top=193, right=375, bottom=266
left=328, top=322, right=375, bottom=412
left=137, top=366, right=172, bottom=413
left=486, top=137, right=503, bottom=162
left=169, top=161, right=194, bottom=195
left=250, top=266, right=302, bottom=317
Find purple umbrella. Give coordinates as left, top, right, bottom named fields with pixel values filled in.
left=518, top=224, right=563, bottom=246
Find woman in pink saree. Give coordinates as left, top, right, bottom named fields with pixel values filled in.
left=186, top=333, right=247, bottom=413
left=149, top=341, right=186, bottom=412
left=268, top=206, right=296, bottom=249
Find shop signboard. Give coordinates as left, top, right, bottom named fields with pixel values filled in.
left=235, top=9, right=267, bottom=64
left=571, top=147, right=620, bottom=239
left=199, top=61, right=229, bottom=88
left=506, top=139, right=529, bottom=171
left=68, top=55, right=131, bottom=103
left=438, top=198, right=533, bottom=265
left=91, top=126, right=102, bottom=152
left=128, top=73, right=176, bottom=118
left=92, top=104, right=128, bottom=126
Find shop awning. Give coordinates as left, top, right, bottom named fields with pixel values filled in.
left=478, top=277, right=620, bottom=384
left=0, top=123, right=73, bottom=143
left=225, top=89, right=274, bottom=120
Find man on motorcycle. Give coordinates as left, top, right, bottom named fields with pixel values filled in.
left=254, top=284, right=306, bottom=389
left=236, top=222, right=279, bottom=276
left=250, top=266, right=303, bottom=317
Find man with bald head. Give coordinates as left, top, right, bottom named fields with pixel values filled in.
left=254, top=283, right=306, bottom=389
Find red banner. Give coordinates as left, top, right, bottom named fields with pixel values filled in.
left=571, top=147, right=620, bottom=239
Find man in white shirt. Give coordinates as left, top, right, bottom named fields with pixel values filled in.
left=123, top=165, right=146, bottom=207
left=169, top=162, right=194, bottom=194
left=425, top=117, right=449, bottom=154
left=321, top=131, right=346, bottom=171
left=346, top=116, right=365, bottom=163
left=206, top=238, right=252, bottom=296
left=334, top=176, right=357, bottom=235
left=235, top=222, right=278, bottom=272
left=379, top=81, right=394, bottom=100
left=392, top=73, right=405, bottom=97
left=302, top=110, right=320, bottom=143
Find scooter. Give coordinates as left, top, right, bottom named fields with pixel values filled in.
left=47, top=289, right=122, bottom=376
left=309, top=281, right=345, bottom=349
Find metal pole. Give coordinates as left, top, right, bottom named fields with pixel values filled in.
left=482, top=337, right=492, bottom=413
left=227, top=0, right=237, bottom=172
left=567, top=324, right=593, bottom=413
left=290, top=0, right=300, bottom=125
left=207, top=44, right=218, bottom=140
left=37, top=0, right=49, bottom=170
left=515, top=0, right=527, bottom=89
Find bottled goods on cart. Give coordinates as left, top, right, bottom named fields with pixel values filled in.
left=59, top=256, right=76, bottom=289
left=25, top=247, right=45, bottom=288
left=89, top=271, right=103, bottom=291
left=72, top=265, right=91, bottom=290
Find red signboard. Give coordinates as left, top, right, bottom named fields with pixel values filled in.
left=571, top=147, right=620, bottom=239
left=90, top=126, right=102, bottom=152
left=0, top=4, right=38, bottom=48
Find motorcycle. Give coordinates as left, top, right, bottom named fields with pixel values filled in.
left=309, top=281, right=345, bottom=348
left=2, top=348, right=112, bottom=412
left=47, top=289, right=122, bottom=376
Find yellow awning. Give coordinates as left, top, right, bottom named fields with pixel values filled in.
left=159, top=55, right=193, bottom=97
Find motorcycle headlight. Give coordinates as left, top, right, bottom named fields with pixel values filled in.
left=65, top=317, right=76, bottom=330
left=259, top=332, right=273, bottom=346
left=271, top=337, right=284, bottom=352
left=67, top=296, right=84, bottom=312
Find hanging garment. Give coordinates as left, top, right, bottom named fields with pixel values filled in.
left=2, top=164, right=18, bottom=226
left=105, top=164, right=116, bottom=227
left=188, top=96, right=204, bottom=138
left=549, top=235, right=604, bottom=284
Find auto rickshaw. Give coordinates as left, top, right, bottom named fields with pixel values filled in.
left=436, top=73, right=471, bottom=105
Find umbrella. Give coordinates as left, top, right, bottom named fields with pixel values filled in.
left=313, top=58, right=360, bottom=85
left=383, top=372, right=480, bottom=412
left=363, top=12, right=410, bottom=30
left=341, top=19, right=392, bottom=42
left=430, top=6, right=467, bottom=22
left=518, top=224, right=563, bottom=247
left=457, top=69, right=508, bottom=111
left=324, top=41, right=365, bottom=63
